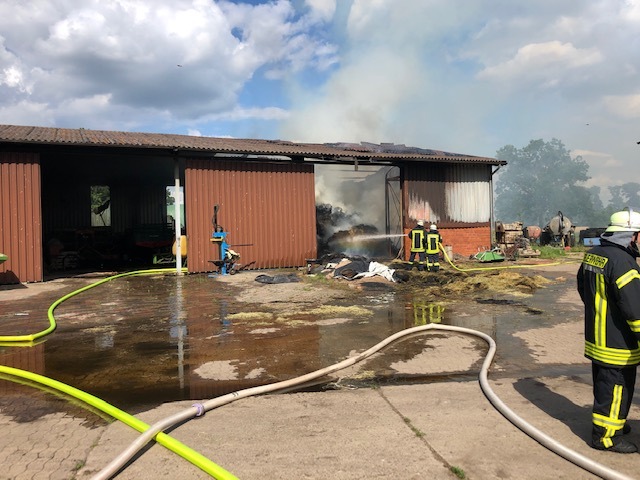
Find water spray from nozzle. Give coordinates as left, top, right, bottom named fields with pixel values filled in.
left=347, top=233, right=406, bottom=242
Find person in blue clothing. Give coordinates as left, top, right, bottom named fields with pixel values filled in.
left=408, top=220, right=426, bottom=271
left=577, top=207, right=640, bottom=453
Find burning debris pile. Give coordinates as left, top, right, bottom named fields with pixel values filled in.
left=316, top=203, right=399, bottom=259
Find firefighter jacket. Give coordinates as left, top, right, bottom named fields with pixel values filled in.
left=408, top=227, right=426, bottom=252
left=577, top=242, right=640, bottom=367
left=426, top=231, right=442, bottom=254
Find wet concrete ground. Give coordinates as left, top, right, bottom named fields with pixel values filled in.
left=0, top=264, right=582, bottom=420
left=8, top=263, right=628, bottom=480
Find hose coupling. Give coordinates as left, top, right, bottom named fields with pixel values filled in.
left=192, top=403, right=206, bottom=417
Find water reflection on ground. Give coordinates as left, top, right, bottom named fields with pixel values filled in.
left=0, top=271, right=580, bottom=414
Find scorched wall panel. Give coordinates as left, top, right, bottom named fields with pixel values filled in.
left=404, top=163, right=492, bottom=224
left=403, top=163, right=493, bottom=258
left=185, top=159, right=316, bottom=272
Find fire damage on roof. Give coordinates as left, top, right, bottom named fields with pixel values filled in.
left=0, top=124, right=504, bottom=167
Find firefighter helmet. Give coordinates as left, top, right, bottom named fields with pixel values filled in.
left=430, top=224, right=437, bottom=230
left=605, top=207, right=640, bottom=233
left=417, top=220, right=424, bottom=226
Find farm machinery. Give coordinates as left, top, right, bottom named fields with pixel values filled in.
left=540, top=211, right=575, bottom=247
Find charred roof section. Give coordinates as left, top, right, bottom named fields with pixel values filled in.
left=0, top=124, right=505, bottom=166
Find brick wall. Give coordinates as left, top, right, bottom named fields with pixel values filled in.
left=440, top=226, right=492, bottom=258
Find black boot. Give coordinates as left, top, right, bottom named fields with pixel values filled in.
left=591, top=437, right=637, bottom=453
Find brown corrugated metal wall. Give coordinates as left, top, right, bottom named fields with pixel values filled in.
left=0, top=152, right=43, bottom=283
left=185, top=159, right=317, bottom=272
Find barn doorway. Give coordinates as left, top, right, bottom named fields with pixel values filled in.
left=314, top=164, right=402, bottom=260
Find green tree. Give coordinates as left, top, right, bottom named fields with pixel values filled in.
left=495, top=139, right=592, bottom=227
left=608, top=182, right=640, bottom=210
left=587, top=186, right=611, bottom=227
left=90, top=185, right=110, bottom=214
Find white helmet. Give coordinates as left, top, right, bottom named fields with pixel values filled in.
left=605, top=207, right=640, bottom=233
left=430, top=224, right=437, bottom=230
left=417, top=220, right=424, bottom=226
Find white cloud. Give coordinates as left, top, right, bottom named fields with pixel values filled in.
left=304, top=0, right=336, bottom=22
left=0, top=100, right=53, bottom=126
left=601, top=94, right=640, bottom=119
left=206, top=106, right=290, bottom=121
left=477, top=41, right=603, bottom=87
left=573, top=148, right=622, bottom=170
left=621, top=0, right=640, bottom=22
left=0, top=0, right=334, bottom=128
left=1, top=65, right=24, bottom=90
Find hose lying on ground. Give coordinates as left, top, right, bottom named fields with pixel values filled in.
left=0, top=268, right=187, bottom=344
left=0, top=364, right=239, bottom=480
left=4, top=265, right=627, bottom=480
left=0, top=268, right=238, bottom=480
left=95, top=323, right=633, bottom=480
left=438, top=242, right=569, bottom=272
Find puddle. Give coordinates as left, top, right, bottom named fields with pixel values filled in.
left=0, top=271, right=582, bottom=416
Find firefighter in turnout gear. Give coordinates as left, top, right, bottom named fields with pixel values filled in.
left=426, top=224, right=442, bottom=272
left=577, top=207, right=640, bottom=453
left=408, top=220, right=426, bottom=271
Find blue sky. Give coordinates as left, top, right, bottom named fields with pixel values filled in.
left=2, top=0, right=640, bottom=203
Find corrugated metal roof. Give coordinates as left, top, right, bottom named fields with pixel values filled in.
left=0, top=124, right=505, bottom=165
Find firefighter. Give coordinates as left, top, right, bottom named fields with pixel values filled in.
left=408, top=220, right=426, bottom=271
left=426, top=224, right=442, bottom=271
left=577, top=207, right=640, bottom=453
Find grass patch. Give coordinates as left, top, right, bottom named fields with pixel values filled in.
left=403, top=416, right=425, bottom=438
left=534, top=246, right=568, bottom=259
left=275, top=317, right=309, bottom=326
left=278, top=305, right=373, bottom=319
left=225, top=312, right=273, bottom=321
left=306, top=305, right=372, bottom=317
left=303, top=273, right=331, bottom=284
left=532, top=244, right=587, bottom=259
left=450, top=466, right=466, bottom=479
left=348, top=370, right=376, bottom=380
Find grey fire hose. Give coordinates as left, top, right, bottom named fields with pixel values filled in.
left=93, top=324, right=633, bottom=480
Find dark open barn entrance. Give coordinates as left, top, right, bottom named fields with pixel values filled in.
left=40, top=150, right=180, bottom=276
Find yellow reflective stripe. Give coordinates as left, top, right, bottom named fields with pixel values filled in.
left=592, top=386, right=625, bottom=442
left=616, top=269, right=640, bottom=289
left=426, top=234, right=439, bottom=253
left=611, top=385, right=623, bottom=426
left=593, top=412, right=625, bottom=429
left=595, top=273, right=607, bottom=347
left=410, top=230, right=425, bottom=251
left=585, top=342, right=640, bottom=366
left=585, top=342, right=640, bottom=360
left=629, top=319, right=640, bottom=333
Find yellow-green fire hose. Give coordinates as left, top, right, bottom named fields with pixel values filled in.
left=0, top=268, right=238, bottom=480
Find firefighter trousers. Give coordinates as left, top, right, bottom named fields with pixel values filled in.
left=408, top=251, right=426, bottom=270
left=426, top=253, right=440, bottom=271
left=591, top=363, right=636, bottom=447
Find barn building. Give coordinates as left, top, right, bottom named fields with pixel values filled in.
left=0, top=124, right=505, bottom=285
